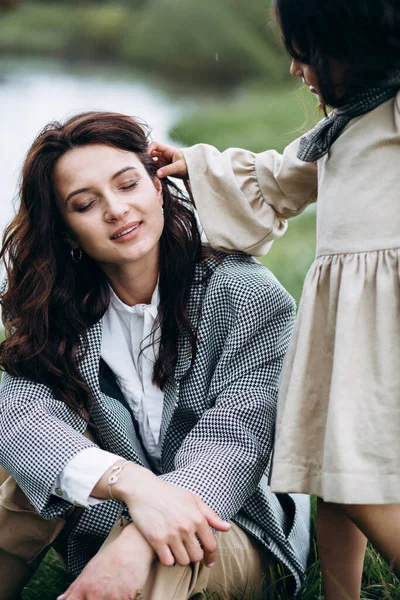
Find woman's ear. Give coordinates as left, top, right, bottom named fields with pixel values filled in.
left=61, top=229, right=77, bottom=250
left=154, top=177, right=164, bottom=207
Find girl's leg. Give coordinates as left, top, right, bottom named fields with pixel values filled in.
left=343, top=503, right=400, bottom=574
left=317, top=498, right=367, bottom=600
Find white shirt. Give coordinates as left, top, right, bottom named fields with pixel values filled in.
left=51, top=284, right=164, bottom=507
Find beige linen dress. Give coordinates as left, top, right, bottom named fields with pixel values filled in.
left=182, top=93, right=400, bottom=504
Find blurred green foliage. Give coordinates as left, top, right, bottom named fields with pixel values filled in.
left=0, top=0, right=290, bottom=87
left=260, top=210, right=316, bottom=304
left=171, top=83, right=320, bottom=154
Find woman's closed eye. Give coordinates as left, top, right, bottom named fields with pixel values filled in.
left=75, top=200, right=96, bottom=213
left=120, top=180, right=139, bottom=191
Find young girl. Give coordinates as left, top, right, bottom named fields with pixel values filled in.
left=149, top=1, right=400, bottom=598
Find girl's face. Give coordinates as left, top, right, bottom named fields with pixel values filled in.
left=54, top=144, right=164, bottom=273
left=290, top=57, right=347, bottom=106
left=290, top=58, right=325, bottom=103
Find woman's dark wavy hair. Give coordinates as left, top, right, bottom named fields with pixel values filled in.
left=275, top=0, right=400, bottom=106
left=0, top=111, right=207, bottom=416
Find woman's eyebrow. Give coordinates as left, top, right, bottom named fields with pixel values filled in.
left=64, top=167, right=139, bottom=204
left=111, top=166, right=139, bottom=181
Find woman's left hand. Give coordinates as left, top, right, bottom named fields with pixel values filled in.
left=57, top=522, right=155, bottom=600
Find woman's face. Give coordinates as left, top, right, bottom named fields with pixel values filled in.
left=54, top=144, right=164, bottom=272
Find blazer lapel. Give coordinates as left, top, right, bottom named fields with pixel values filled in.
left=159, top=261, right=210, bottom=451
left=78, top=319, right=150, bottom=468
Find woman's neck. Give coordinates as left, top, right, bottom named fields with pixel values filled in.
left=102, top=251, right=160, bottom=307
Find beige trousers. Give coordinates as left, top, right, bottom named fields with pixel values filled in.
left=104, top=518, right=276, bottom=600
left=0, top=466, right=276, bottom=600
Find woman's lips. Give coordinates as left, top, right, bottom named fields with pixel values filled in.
left=111, top=222, right=142, bottom=242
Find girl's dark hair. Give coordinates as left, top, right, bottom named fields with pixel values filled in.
left=0, top=111, right=205, bottom=416
left=275, top=0, right=400, bottom=106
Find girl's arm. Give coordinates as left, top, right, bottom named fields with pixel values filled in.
left=149, top=137, right=318, bottom=256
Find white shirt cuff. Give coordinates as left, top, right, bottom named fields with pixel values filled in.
left=51, top=447, right=123, bottom=508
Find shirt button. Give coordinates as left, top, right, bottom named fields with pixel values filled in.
left=54, top=488, right=64, bottom=497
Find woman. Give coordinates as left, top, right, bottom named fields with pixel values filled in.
left=0, top=112, right=310, bottom=600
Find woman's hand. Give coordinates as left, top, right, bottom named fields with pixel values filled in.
left=147, top=141, right=188, bottom=179
left=90, top=461, right=230, bottom=568
left=115, top=465, right=230, bottom=568
left=57, top=523, right=155, bottom=600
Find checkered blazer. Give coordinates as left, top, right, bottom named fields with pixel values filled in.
left=0, top=253, right=310, bottom=591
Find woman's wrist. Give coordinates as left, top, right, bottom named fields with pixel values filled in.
left=109, top=462, right=155, bottom=504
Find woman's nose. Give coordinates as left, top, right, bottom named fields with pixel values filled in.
left=290, top=59, right=303, bottom=79
left=104, top=195, right=129, bottom=222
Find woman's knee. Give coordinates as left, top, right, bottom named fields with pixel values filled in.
left=0, top=473, right=67, bottom=564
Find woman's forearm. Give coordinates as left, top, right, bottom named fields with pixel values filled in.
left=90, top=460, right=153, bottom=501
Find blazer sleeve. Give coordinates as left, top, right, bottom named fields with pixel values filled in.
left=161, top=273, right=296, bottom=521
left=0, top=373, right=97, bottom=517
left=182, top=137, right=318, bottom=256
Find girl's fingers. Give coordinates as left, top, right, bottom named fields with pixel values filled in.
left=157, top=159, right=187, bottom=179
left=147, top=140, right=171, bottom=155
left=147, top=141, right=176, bottom=163
left=147, top=141, right=188, bottom=178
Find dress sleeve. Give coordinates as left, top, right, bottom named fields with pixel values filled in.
left=182, top=137, right=318, bottom=256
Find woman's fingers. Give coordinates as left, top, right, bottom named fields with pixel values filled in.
left=150, top=540, right=176, bottom=567
left=195, top=496, right=231, bottom=533
left=195, top=519, right=218, bottom=566
left=168, top=540, right=192, bottom=566
left=183, top=535, right=204, bottom=564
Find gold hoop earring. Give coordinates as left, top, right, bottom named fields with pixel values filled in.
left=71, top=247, right=83, bottom=263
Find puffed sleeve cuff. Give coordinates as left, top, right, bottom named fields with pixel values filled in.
left=51, top=447, right=123, bottom=508
left=183, top=140, right=317, bottom=256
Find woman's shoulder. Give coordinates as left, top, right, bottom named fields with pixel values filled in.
left=201, top=251, right=296, bottom=313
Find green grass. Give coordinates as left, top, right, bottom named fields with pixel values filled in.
left=22, top=550, right=73, bottom=600
left=21, top=531, right=400, bottom=600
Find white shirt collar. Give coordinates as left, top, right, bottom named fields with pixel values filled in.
left=109, top=282, right=160, bottom=315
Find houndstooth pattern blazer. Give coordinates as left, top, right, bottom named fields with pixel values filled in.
left=0, top=253, right=310, bottom=591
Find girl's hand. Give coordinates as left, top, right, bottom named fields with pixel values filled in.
left=57, top=523, right=154, bottom=600
left=115, top=465, right=230, bottom=568
left=147, top=141, right=188, bottom=179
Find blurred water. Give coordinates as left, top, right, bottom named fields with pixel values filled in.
left=0, top=59, right=188, bottom=236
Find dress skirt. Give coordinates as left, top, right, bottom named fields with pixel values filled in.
left=270, top=248, right=400, bottom=504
